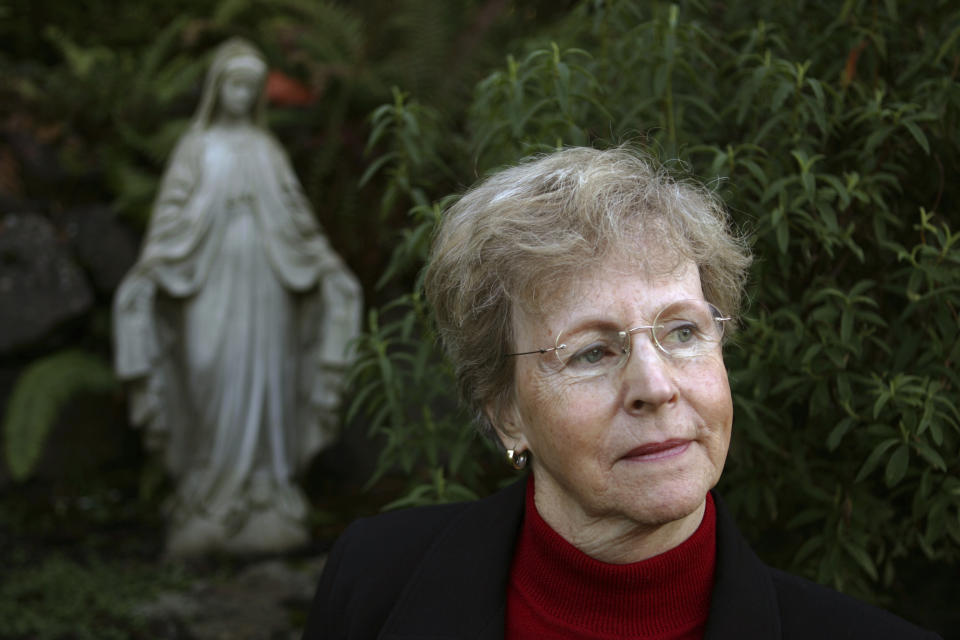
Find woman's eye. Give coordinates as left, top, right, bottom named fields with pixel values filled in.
left=569, top=342, right=614, bottom=366
left=663, top=322, right=699, bottom=345
left=582, top=347, right=606, bottom=363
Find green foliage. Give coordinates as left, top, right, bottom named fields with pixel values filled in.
left=3, top=349, right=119, bottom=482
left=470, top=44, right=605, bottom=166
left=28, top=5, right=367, bottom=227
left=363, top=87, right=451, bottom=226
left=348, top=294, right=501, bottom=509
left=0, top=551, right=187, bottom=640
left=351, top=0, right=960, bottom=612
left=6, top=18, right=207, bottom=224
left=1, top=0, right=564, bottom=292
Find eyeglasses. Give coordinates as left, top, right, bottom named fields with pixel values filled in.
left=507, top=299, right=730, bottom=379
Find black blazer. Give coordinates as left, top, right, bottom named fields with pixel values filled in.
left=303, top=478, right=940, bottom=639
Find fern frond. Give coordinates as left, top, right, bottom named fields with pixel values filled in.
left=3, top=350, right=118, bottom=482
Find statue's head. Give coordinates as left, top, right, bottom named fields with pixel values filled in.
left=193, top=38, right=269, bottom=129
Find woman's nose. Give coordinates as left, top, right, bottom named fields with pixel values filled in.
left=621, top=336, right=678, bottom=412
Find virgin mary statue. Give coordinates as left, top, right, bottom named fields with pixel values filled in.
left=113, top=38, right=362, bottom=556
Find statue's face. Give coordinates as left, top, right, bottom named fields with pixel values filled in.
left=219, top=70, right=260, bottom=119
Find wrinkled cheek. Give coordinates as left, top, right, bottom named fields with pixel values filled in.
left=513, top=371, right=563, bottom=436
left=710, top=379, right=734, bottom=462
left=689, top=362, right=733, bottom=443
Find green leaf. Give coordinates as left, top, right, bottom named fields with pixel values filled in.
left=865, top=125, right=893, bottom=154
left=836, top=375, right=853, bottom=404
left=873, top=390, right=892, bottom=419
left=855, top=438, right=899, bottom=483
left=3, top=350, right=118, bottom=481
left=793, top=534, right=824, bottom=566
left=359, top=152, right=397, bottom=187
left=801, top=172, right=816, bottom=200
left=787, top=508, right=827, bottom=529
left=902, top=119, right=930, bottom=155
left=840, top=308, right=853, bottom=344
left=776, top=220, right=790, bottom=253
left=914, top=441, right=947, bottom=471
left=842, top=541, right=879, bottom=581
left=771, top=81, right=793, bottom=112
left=935, top=24, right=960, bottom=63
left=885, top=444, right=910, bottom=487
left=827, top=417, right=855, bottom=451
left=770, top=205, right=784, bottom=228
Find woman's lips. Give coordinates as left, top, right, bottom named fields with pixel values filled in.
left=622, top=439, right=691, bottom=461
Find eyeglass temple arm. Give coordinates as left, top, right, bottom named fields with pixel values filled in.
left=506, top=347, right=557, bottom=357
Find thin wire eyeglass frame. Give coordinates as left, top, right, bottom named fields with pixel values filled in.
left=505, top=299, right=731, bottom=377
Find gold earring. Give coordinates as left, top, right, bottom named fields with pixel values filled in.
left=506, top=448, right=529, bottom=470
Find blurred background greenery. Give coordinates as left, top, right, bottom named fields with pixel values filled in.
left=0, top=0, right=957, bottom=638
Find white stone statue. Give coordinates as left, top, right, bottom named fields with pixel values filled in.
left=112, top=38, right=362, bottom=557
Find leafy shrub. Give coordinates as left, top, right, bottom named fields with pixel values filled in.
left=352, top=0, right=960, bottom=613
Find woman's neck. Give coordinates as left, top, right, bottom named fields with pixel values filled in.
left=505, top=477, right=717, bottom=638
left=531, top=472, right=707, bottom=564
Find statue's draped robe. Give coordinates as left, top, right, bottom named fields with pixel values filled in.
left=114, top=126, right=360, bottom=538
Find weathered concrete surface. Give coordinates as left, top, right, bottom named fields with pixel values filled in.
left=134, top=556, right=325, bottom=640
left=0, top=212, right=93, bottom=354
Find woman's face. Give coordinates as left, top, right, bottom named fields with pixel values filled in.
left=501, top=255, right=733, bottom=539
left=218, top=70, right=260, bottom=120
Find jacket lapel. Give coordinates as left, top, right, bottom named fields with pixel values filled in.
left=704, top=492, right=782, bottom=639
left=376, top=482, right=781, bottom=640
left=379, top=478, right=527, bottom=640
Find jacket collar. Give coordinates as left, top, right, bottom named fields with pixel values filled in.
left=379, top=477, right=527, bottom=639
left=379, top=479, right=782, bottom=640
left=704, top=492, right=782, bottom=639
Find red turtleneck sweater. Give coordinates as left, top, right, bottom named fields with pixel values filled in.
left=505, top=480, right=716, bottom=639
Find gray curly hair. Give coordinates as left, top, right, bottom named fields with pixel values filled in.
left=424, top=146, right=751, bottom=443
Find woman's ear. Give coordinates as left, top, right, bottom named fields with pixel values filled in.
left=486, top=398, right=527, bottom=451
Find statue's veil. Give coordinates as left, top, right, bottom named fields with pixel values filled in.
left=191, top=37, right=269, bottom=130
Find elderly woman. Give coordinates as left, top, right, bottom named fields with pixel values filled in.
left=303, top=147, right=938, bottom=639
